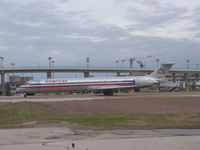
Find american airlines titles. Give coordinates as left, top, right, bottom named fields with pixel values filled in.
left=45, top=80, right=68, bottom=83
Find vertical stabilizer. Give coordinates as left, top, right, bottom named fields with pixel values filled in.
left=150, top=63, right=174, bottom=78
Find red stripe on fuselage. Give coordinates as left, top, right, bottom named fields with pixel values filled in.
left=19, top=83, right=133, bottom=89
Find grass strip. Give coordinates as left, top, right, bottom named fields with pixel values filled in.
left=0, top=102, right=200, bottom=129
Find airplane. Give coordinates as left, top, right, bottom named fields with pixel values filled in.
left=16, top=63, right=173, bottom=97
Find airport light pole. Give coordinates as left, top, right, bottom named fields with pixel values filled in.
left=156, top=58, right=159, bottom=67
left=51, top=60, right=55, bottom=78
left=116, top=60, right=119, bottom=68
left=86, top=57, right=90, bottom=68
left=196, top=64, right=199, bottom=69
left=47, top=57, right=52, bottom=79
left=115, top=60, right=120, bottom=76
left=0, top=56, right=4, bottom=69
left=11, top=63, right=15, bottom=68
left=121, top=59, right=126, bottom=68
left=186, top=60, right=190, bottom=69
left=11, top=63, right=15, bottom=77
left=48, top=57, right=52, bottom=68
left=85, top=57, right=90, bottom=78
left=129, top=58, right=135, bottom=68
left=51, top=61, right=55, bottom=67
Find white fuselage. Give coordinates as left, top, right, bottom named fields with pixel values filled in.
left=16, top=76, right=159, bottom=94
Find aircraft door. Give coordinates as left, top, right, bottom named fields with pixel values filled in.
left=132, top=80, right=135, bottom=85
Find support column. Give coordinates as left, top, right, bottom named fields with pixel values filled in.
left=129, top=72, right=134, bottom=76
left=172, top=73, right=176, bottom=83
left=47, top=72, right=52, bottom=79
left=84, top=72, right=90, bottom=78
left=184, top=73, right=189, bottom=89
left=195, top=74, right=199, bottom=81
left=1, top=72, right=5, bottom=96
left=117, top=72, right=120, bottom=77
left=157, top=83, right=160, bottom=92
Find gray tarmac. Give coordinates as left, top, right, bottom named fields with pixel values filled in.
left=0, top=127, right=200, bottom=150
left=0, top=91, right=200, bottom=103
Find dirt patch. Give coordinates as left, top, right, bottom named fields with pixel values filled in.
left=40, top=96, right=200, bottom=115
left=0, top=103, right=9, bottom=108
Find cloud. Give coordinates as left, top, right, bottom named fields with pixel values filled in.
left=0, top=0, right=200, bottom=69
left=116, top=0, right=200, bottom=41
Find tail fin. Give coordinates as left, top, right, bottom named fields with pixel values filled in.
left=150, top=63, right=174, bottom=78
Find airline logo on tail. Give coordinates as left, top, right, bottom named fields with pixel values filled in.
left=156, top=67, right=166, bottom=75
left=150, top=63, right=174, bottom=79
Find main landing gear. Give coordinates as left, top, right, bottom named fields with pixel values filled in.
left=103, top=90, right=114, bottom=96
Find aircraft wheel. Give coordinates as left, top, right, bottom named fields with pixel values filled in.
left=103, top=91, right=113, bottom=96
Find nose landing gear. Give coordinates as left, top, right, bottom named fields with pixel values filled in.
left=23, top=93, right=35, bottom=97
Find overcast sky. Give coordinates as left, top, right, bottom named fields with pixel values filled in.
left=0, top=0, right=200, bottom=69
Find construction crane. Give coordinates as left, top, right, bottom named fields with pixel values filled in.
left=118, top=54, right=163, bottom=69
left=128, top=55, right=153, bottom=68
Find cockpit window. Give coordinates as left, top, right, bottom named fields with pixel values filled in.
left=25, top=80, right=41, bottom=85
